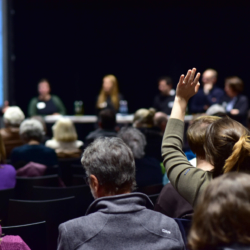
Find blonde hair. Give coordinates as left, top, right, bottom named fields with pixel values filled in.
left=133, top=108, right=156, bottom=128
left=52, top=118, right=77, bottom=142
left=96, top=75, right=119, bottom=110
left=4, top=106, right=25, bottom=126
left=0, top=133, right=6, bottom=164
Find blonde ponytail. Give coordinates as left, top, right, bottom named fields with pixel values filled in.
left=223, top=135, right=250, bottom=173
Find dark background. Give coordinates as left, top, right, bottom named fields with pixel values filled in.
left=8, top=0, right=250, bottom=116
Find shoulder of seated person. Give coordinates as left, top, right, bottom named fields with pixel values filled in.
left=45, top=139, right=59, bottom=148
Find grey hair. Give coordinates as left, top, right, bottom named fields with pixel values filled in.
left=19, top=119, right=45, bottom=142
left=81, top=137, right=136, bottom=192
left=4, top=106, right=25, bottom=126
left=118, top=127, right=146, bottom=159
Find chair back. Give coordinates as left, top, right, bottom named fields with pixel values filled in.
left=15, top=175, right=59, bottom=199
left=33, top=185, right=94, bottom=217
left=148, top=193, right=160, bottom=206
left=72, top=174, right=86, bottom=186
left=136, top=183, right=163, bottom=195
left=0, top=188, right=14, bottom=226
left=1, top=221, right=46, bottom=250
left=7, top=197, right=75, bottom=250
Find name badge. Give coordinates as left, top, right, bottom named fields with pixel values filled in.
left=37, top=102, right=46, bottom=109
left=168, top=101, right=174, bottom=108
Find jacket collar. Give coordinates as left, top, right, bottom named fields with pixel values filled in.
left=86, top=192, right=153, bottom=215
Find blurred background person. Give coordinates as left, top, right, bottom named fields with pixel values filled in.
left=153, top=76, right=175, bottom=115
left=118, top=127, right=162, bottom=187
left=0, top=133, right=16, bottom=190
left=222, top=76, right=248, bottom=126
left=189, top=69, right=224, bottom=113
left=31, top=116, right=50, bottom=144
left=133, top=108, right=162, bottom=162
left=10, top=119, right=58, bottom=169
left=28, top=79, right=66, bottom=117
left=0, top=106, right=25, bottom=158
left=153, top=112, right=168, bottom=135
left=85, top=109, right=117, bottom=147
left=46, top=118, right=83, bottom=158
left=188, top=172, right=250, bottom=250
left=96, top=74, right=124, bottom=113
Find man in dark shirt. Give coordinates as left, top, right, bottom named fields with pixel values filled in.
left=189, top=68, right=224, bottom=114
left=153, top=76, right=175, bottom=115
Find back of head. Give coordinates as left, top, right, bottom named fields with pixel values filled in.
left=99, top=109, right=116, bottom=130
left=4, top=107, right=25, bottom=127
left=153, top=112, right=168, bottom=128
left=206, top=104, right=226, bottom=117
left=225, top=76, right=244, bottom=94
left=188, top=172, right=250, bottom=250
left=133, top=108, right=156, bottom=128
left=52, top=118, right=77, bottom=142
left=187, top=116, right=221, bottom=159
left=205, top=117, right=250, bottom=177
left=81, top=137, right=136, bottom=194
left=118, top=127, right=146, bottom=159
left=20, top=119, right=44, bottom=143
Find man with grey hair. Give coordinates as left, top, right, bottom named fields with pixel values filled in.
left=118, top=127, right=163, bottom=187
left=10, top=119, right=57, bottom=169
left=57, top=137, right=184, bottom=250
left=0, top=106, right=25, bottom=157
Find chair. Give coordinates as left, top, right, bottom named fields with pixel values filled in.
left=33, top=185, right=94, bottom=217
left=174, top=218, right=192, bottom=249
left=15, top=175, right=59, bottom=199
left=72, top=174, right=86, bottom=186
left=136, top=183, right=163, bottom=195
left=148, top=193, right=159, bottom=206
left=1, top=221, right=46, bottom=250
left=0, top=188, right=14, bottom=226
left=7, top=197, right=75, bottom=250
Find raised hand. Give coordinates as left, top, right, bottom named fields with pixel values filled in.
left=176, top=68, right=201, bottom=103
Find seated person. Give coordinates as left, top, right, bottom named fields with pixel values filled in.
left=10, top=119, right=58, bottom=169
left=222, top=76, right=248, bottom=126
left=85, top=109, right=117, bottom=146
left=46, top=118, right=83, bottom=158
left=57, top=137, right=184, bottom=250
left=0, top=133, right=16, bottom=190
left=118, top=127, right=162, bottom=187
left=0, top=106, right=25, bottom=157
left=153, top=76, right=175, bottom=115
left=28, top=79, right=66, bottom=117
left=189, top=68, right=224, bottom=114
left=133, top=108, right=163, bottom=161
left=155, top=116, right=217, bottom=218
left=188, top=172, right=250, bottom=250
left=153, top=112, right=168, bottom=135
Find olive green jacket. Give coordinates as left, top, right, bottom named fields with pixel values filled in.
left=162, top=118, right=213, bottom=206
left=28, top=95, right=66, bottom=117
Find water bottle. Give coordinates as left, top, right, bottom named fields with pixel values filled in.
left=119, top=100, right=128, bottom=115
left=74, top=101, right=84, bottom=116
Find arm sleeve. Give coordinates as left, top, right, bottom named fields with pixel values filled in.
left=237, top=96, right=249, bottom=116
left=161, top=118, right=212, bottom=206
left=53, top=96, right=67, bottom=115
left=57, top=224, right=70, bottom=250
left=28, top=97, right=38, bottom=117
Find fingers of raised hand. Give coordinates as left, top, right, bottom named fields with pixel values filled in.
left=183, top=70, right=192, bottom=84
left=192, top=72, right=201, bottom=86
left=189, top=68, right=197, bottom=83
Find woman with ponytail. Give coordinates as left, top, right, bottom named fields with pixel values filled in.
left=162, top=68, right=250, bottom=206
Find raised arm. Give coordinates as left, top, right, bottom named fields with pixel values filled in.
left=162, top=68, right=212, bottom=206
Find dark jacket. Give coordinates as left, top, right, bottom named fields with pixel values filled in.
left=153, top=94, right=175, bottom=115
left=189, top=86, right=224, bottom=113
left=57, top=193, right=185, bottom=250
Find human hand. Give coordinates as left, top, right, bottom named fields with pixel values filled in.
left=203, top=83, right=213, bottom=94
left=2, top=100, right=9, bottom=113
left=231, top=109, right=239, bottom=115
left=176, top=68, right=201, bottom=104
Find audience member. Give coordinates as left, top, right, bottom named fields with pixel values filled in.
left=0, top=133, right=16, bottom=190
left=162, top=68, right=250, bottom=207
left=206, top=104, right=226, bottom=117
left=57, top=137, right=184, bottom=250
left=155, top=116, right=218, bottom=218
left=133, top=108, right=163, bottom=161
left=189, top=68, right=224, bottom=113
left=0, top=106, right=25, bottom=157
left=188, top=172, right=250, bottom=250
left=85, top=109, right=117, bottom=146
left=28, top=79, right=66, bottom=117
left=31, top=116, right=50, bottom=143
left=153, top=76, right=175, bottom=115
left=96, top=75, right=124, bottom=113
left=118, top=127, right=162, bottom=187
left=46, top=118, right=83, bottom=158
left=222, top=76, right=248, bottom=126
left=153, top=112, right=168, bottom=135
left=10, top=119, right=58, bottom=169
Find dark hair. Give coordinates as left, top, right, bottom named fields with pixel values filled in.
left=205, top=117, right=250, bottom=178
left=38, top=78, right=51, bottom=88
left=188, top=172, right=250, bottom=250
left=99, top=109, right=116, bottom=130
left=225, top=76, right=244, bottom=94
left=158, top=76, right=173, bottom=86
left=187, top=116, right=220, bottom=158
left=81, top=137, right=136, bottom=194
